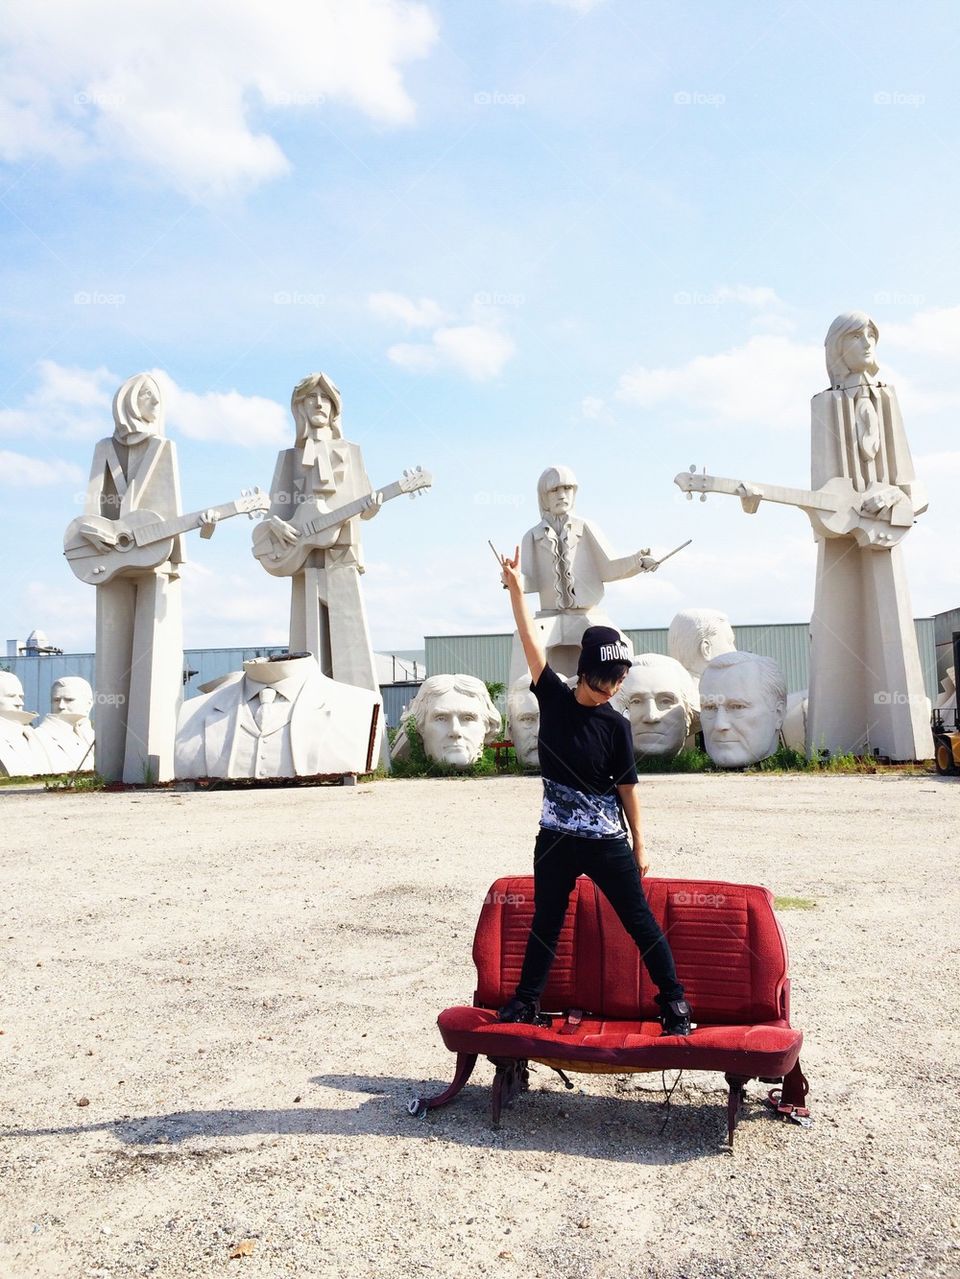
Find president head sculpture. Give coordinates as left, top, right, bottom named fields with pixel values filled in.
left=699, top=651, right=787, bottom=768
left=49, top=677, right=95, bottom=723
left=613, top=654, right=697, bottom=760
left=407, top=674, right=502, bottom=768
left=507, top=676, right=540, bottom=768
left=668, top=608, right=737, bottom=682
left=0, top=672, right=26, bottom=718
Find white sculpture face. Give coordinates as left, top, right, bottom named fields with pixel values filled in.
left=0, top=673, right=25, bottom=715
left=840, top=325, right=877, bottom=376
left=508, top=688, right=540, bottom=767
left=50, top=678, right=94, bottom=720
left=619, top=664, right=690, bottom=759
left=543, top=483, right=577, bottom=518
left=700, top=662, right=783, bottom=767
left=421, top=689, right=488, bottom=766
left=136, top=381, right=160, bottom=423
left=299, top=389, right=334, bottom=438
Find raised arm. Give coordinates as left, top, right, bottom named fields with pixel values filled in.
left=500, top=545, right=546, bottom=684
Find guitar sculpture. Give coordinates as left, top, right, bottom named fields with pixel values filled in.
left=253, top=466, right=433, bottom=577
left=64, top=489, right=271, bottom=585
left=673, top=466, right=916, bottom=549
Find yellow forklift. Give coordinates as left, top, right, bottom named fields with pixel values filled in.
left=932, top=631, right=960, bottom=777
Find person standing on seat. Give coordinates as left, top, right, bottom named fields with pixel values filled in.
left=495, top=546, right=692, bottom=1037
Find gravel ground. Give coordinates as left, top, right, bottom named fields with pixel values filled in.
left=1, top=772, right=958, bottom=1279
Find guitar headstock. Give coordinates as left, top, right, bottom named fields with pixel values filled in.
left=238, top=487, right=272, bottom=517
left=673, top=465, right=710, bottom=502
left=400, top=466, right=433, bottom=497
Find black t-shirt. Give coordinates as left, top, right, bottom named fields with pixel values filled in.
left=532, top=665, right=638, bottom=839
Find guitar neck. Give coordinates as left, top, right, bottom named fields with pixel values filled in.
left=133, top=501, right=244, bottom=547
left=690, top=476, right=836, bottom=513
left=302, top=480, right=407, bottom=537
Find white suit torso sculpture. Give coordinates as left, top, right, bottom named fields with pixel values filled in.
left=175, top=654, right=382, bottom=780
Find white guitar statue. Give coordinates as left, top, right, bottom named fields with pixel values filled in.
left=674, top=466, right=915, bottom=549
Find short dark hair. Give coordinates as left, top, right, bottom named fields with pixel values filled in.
left=581, top=660, right=632, bottom=693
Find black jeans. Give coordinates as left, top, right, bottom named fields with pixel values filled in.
left=514, top=829, right=684, bottom=1008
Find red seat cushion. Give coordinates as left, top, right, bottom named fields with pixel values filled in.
left=438, top=1006, right=803, bottom=1080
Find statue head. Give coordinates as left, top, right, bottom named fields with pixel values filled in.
left=613, top=654, right=696, bottom=759
left=0, top=672, right=25, bottom=716
left=699, top=651, right=786, bottom=768
left=537, top=465, right=578, bottom=519
left=113, top=373, right=164, bottom=444
left=507, top=676, right=540, bottom=767
left=50, top=677, right=94, bottom=722
left=291, top=372, right=343, bottom=445
left=825, top=312, right=880, bottom=386
left=667, top=609, right=736, bottom=680
left=407, top=674, right=501, bottom=768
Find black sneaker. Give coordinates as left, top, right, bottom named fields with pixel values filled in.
left=659, top=999, right=693, bottom=1037
left=496, top=996, right=552, bottom=1026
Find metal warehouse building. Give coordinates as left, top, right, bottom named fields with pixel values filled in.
left=426, top=617, right=948, bottom=701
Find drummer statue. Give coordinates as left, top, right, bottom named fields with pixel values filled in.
left=509, top=465, right=658, bottom=683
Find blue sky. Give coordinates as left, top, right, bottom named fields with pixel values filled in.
left=2, top=0, right=959, bottom=658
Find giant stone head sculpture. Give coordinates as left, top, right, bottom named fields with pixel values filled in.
left=406, top=674, right=502, bottom=768
left=699, top=651, right=786, bottom=768
left=613, top=654, right=696, bottom=760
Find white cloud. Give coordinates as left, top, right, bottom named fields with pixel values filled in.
left=374, top=292, right=517, bottom=381
left=368, top=291, right=448, bottom=329
left=883, top=305, right=960, bottom=358
left=150, top=371, right=288, bottom=447
left=616, top=334, right=821, bottom=429
left=537, top=0, right=606, bottom=11
left=389, top=324, right=516, bottom=381
left=0, top=0, right=438, bottom=197
left=0, top=450, right=83, bottom=486
left=0, top=360, right=118, bottom=439
left=0, top=361, right=289, bottom=448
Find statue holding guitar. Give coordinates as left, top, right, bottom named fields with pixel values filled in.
left=673, top=311, right=932, bottom=762
left=253, top=373, right=432, bottom=740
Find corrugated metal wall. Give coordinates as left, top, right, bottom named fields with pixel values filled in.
left=426, top=618, right=943, bottom=700
left=933, top=607, right=960, bottom=688
left=1, top=647, right=416, bottom=728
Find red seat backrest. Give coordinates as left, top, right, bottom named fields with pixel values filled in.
left=472, top=876, right=790, bottom=1024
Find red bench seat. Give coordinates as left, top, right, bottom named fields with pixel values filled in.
left=410, top=875, right=809, bottom=1145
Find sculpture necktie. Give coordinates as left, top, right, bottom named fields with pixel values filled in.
left=255, top=686, right=278, bottom=731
